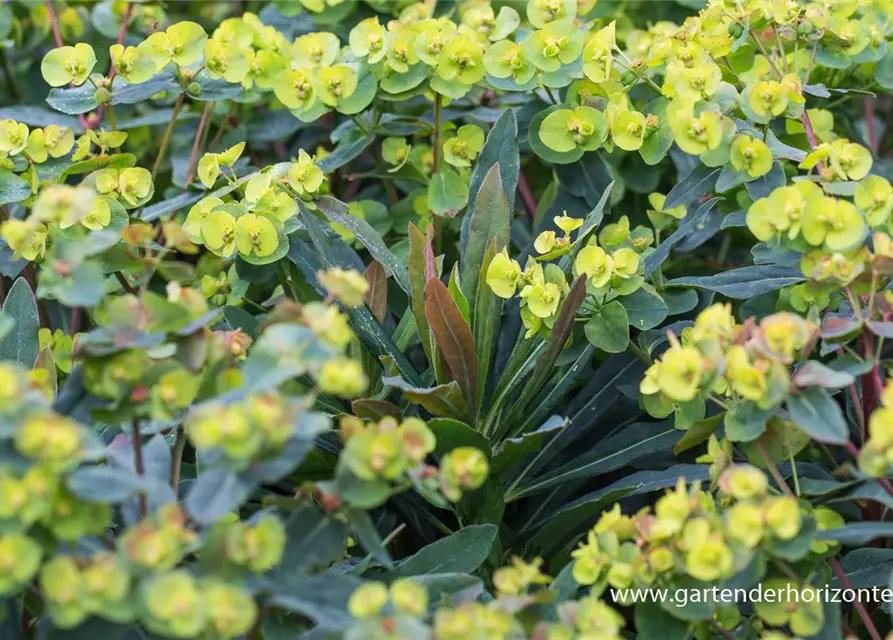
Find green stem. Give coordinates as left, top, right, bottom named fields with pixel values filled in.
left=151, top=93, right=185, bottom=180
left=628, top=338, right=651, bottom=365
left=106, top=103, right=117, bottom=131
left=170, top=426, right=186, bottom=491
left=432, top=93, right=442, bottom=174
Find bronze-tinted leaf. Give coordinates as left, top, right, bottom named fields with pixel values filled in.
left=424, top=278, right=479, bottom=412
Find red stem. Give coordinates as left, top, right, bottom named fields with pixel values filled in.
left=864, top=97, right=878, bottom=153
left=93, top=2, right=133, bottom=127
left=829, top=556, right=883, bottom=640
left=518, top=171, right=538, bottom=221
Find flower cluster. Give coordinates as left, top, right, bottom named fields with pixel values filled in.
left=338, top=415, right=488, bottom=503
left=571, top=473, right=827, bottom=637
left=641, top=303, right=814, bottom=427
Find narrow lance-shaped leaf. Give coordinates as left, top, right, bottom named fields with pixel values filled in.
left=383, top=376, right=470, bottom=423
left=0, top=278, right=39, bottom=366
left=408, top=223, right=439, bottom=377
left=644, top=197, right=721, bottom=277
left=425, top=278, right=479, bottom=414
left=462, top=164, right=510, bottom=311
left=317, top=196, right=411, bottom=295
left=473, top=240, right=502, bottom=408
left=364, top=260, right=387, bottom=324
left=513, top=277, right=587, bottom=427
left=461, top=109, right=519, bottom=254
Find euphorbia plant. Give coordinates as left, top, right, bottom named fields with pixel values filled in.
left=2, top=0, right=893, bottom=638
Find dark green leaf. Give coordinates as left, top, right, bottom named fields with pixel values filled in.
left=0, top=170, right=30, bottom=205
left=346, top=509, right=393, bottom=569
left=664, top=163, right=720, bottom=210
left=636, top=600, right=692, bottom=639
left=46, top=84, right=99, bottom=115
left=462, top=109, right=518, bottom=257
left=429, top=417, right=490, bottom=456
left=817, top=522, right=893, bottom=545
left=665, top=265, right=805, bottom=299
left=184, top=469, right=252, bottom=524
left=832, top=549, right=893, bottom=589
left=462, top=164, right=510, bottom=310
left=644, top=197, right=720, bottom=276
left=269, top=574, right=359, bottom=630
left=317, top=129, right=375, bottom=173
left=584, top=300, right=629, bottom=353
left=317, top=197, right=410, bottom=295
left=66, top=466, right=143, bottom=503
left=510, top=420, right=680, bottom=500
left=395, top=524, right=497, bottom=576
left=786, top=387, right=849, bottom=444
left=0, top=278, right=39, bottom=366
left=384, top=376, right=470, bottom=422
left=622, top=284, right=668, bottom=330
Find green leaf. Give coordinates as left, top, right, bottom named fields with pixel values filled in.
left=724, top=402, right=771, bottom=443
left=46, top=84, right=99, bottom=115
left=193, top=71, right=243, bottom=101
left=277, top=503, right=349, bottom=577
left=407, top=224, right=437, bottom=374
left=509, top=420, right=680, bottom=500
left=876, top=48, right=893, bottom=90
left=395, top=524, right=497, bottom=576
left=462, top=109, right=518, bottom=258
left=448, top=264, right=470, bottom=325
left=346, top=508, right=393, bottom=569
left=817, top=522, right=893, bottom=546
left=674, top=413, right=722, bottom=454
left=425, top=278, right=479, bottom=412
left=139, top=190, right=203, bottom=222
left=184, top=469, right=252, bottom=524
left=517, top=277, right=587, bottom=410
left=110, top=72, right=182, bottom=105
left=665, top=265, right=805, bottom=299
left=383, top=376, right=470, bottom=422
left=472, top=241, right=502, bottom=404
left=428, top=166, right=469, bottom=216
left=764, top=516, right=816, bottom=561
left=786, top=387, right=849, bottom=444
left=462, top=164, right=510, bottom=311
left=793, top=361, right=855, bottom=389
left=268, top=573, right=359, bottom=631
left=664, top=163, right=720, bottom=210
left=492, top=416, right=564, bottom=479
left=622, top=284, right=668, bottom=330
left=316, top=129, right=375, bottom=173
left=429, top=417, right=490, bottom=456
left=0, top=278, right=39, bottom=366
left=66, top=466, right=144, bottom=503
left=335, top=72, right=377, bottom=115
left=636, top=600, right=692, bottom=640
left=525, top=464, right=708, bottom=555
left=832, top=549, right=893, bottom=589
left=0, top=170, right=31, bottom=205
left=0, top=105, right=81, bottom=130
left=644, top=197, right=720, bottom=277
left=317, top=196, right=411, bottom=295
left=516, top=344, right=594, bottom=436
left=584, top=300, right=629, bottom=353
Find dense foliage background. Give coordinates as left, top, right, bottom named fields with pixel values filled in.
left=3, top=0, right=893, bottom=638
